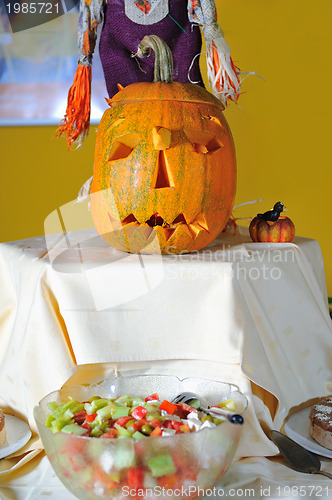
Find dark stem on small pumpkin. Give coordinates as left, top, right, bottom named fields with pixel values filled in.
left=136, top=35, right=173, bottom=83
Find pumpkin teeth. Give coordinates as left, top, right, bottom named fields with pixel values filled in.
left=122, top=214, right=139, bottom=225
left=163, top=228, right=176, bottom=241
left=117, top=212, right=210, bottom=240
left=172, top=213, right=187, bottom=225
left=192, top=213, right=210, bottom=232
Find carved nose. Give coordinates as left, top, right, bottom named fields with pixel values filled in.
left=151, top=127, right=174, bottom=189
left=152, top=127, right=171, bottom=150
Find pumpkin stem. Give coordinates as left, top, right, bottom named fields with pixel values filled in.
left=136, top=35, right=173, bottom=83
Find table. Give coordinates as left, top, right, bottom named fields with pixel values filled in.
left=0, top=225, right=331, bottom=497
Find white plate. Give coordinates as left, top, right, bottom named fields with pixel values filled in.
left=0, top=415, right=31, bottom=459
left=284, top=407, right=332, bottom=459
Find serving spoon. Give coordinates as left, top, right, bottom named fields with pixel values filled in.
left=269, top=430, right=332, bottom=479
left=171, top=392, right=244, bottom=425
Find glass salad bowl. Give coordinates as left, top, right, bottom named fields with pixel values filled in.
left=34, top=374, right=247, bottom=500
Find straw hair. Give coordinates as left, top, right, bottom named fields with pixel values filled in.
left=56, top=64, right=92, bottom=149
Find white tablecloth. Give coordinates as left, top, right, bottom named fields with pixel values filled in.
left=0, top=226, right=331, bottom=496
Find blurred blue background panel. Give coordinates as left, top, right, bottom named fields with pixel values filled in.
left=0, top=3, right=107, bottom=125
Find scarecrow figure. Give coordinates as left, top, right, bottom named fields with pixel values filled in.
left=57, top=0, right=241, bottom=147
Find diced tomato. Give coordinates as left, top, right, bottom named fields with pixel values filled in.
left=148, top=418, right=163, bottom=428
left=145, top=393, right=159, bottom=402
left=162, top=420, right=173, bottom=429
left=159, top=400, right=177, bottom=415
left=115, top=416, right=133, bottom=427
left=170, top=420, right=182, bottom=432
left=100, top=428, right=118, bottom=439
left=174, top=405, right=187, bottom=419
left=181, top=402, right=195, bottom=413
left=131, top=406, right=148, bottom=420
left=93, top=467, right=118, bottom=490
left=85, top=413, right=97, bottom=423
left=150, top=426, right=162, bottom=436
left=60, top=436, right=86, bottom=456
left=127, top=467, right=145, bottom=490
left=72, top=410, right=87, bottom=425
left=81, top=422, right=92, bottom=436
left=174, top=403, right=195, bottom=419
left=172, top=451, right=192, bottom=470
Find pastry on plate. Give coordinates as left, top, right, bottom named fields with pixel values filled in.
left=0, top=409, right=6, bottom=446
left=309, top=396, right=332, bottom=450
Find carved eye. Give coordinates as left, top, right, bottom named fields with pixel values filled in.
left=185, top=130, right=224, bottom=155
left=108, top=132, right=141, bottom=161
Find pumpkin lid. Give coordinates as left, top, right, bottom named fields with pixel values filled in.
left=107, top=36, right=224, bottom=109
left=107, top=81, right=224, bottom=109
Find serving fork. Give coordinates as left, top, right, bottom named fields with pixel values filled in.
left=171, top=392, right=244, bottom=425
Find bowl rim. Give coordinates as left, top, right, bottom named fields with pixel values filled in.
left=34, top=373, right=248, bottom=435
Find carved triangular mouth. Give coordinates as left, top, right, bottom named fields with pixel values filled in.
left=108, top=212, right=210, bottom=242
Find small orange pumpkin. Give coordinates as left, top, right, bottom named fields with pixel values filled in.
left=91, top=35, right=236, bottom=254
left=249, top=216, right=295, bottom=243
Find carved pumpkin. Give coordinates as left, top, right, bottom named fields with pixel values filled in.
left=249, top=216, right=295, bottom=243
left=91, top=36, right=236, bottom=254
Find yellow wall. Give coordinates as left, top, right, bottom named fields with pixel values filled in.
left=1, top=0, right=331, bottom=295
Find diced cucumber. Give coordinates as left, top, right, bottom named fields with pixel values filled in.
left=145, top=401, right=161, bottom=411
left=61, top=424, right=87, bottom=436
left=147, top=454, right=176, bottom=478
left=90, top=425, right=104, bottom=437
left=64, top=404, right=84, bottom=419
left=85, top=398, right=110, bottom=415
left=126, top=424, right=137, bottom=435
left=189, top=399, right=200, bottom=409
left=96, top=405, right=113, bottom=420
left=59, top=400, right=81, bottom=413
left=50, top=415, right=72, bottom=432
left=47, top=402, right=58, bottom=412
left=114, top=395, right=131, bottom=405
left=112, top=407, right=130, bottom=419
left=114, top=446, right=136, bottom=470
left=45, top=414, right=55, bottom=427
left=131, top=398, right=145, bottom=407
left=132, top=431, right=146, bottom=440
left=114, top=424, right=131, bottom=438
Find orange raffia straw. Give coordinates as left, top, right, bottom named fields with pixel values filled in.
left=56, top=0, right=104, bottom=148
left=188, top=0, right=241, bottom=105
left=210, top=41, right=240, bottom=101
left=56, top=64, right=92, bottom=149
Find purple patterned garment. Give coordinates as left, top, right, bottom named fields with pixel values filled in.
left=99, top=0, right=204, bottom=97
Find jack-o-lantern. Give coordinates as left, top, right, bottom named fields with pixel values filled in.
left=91, top=35, right=236, bottom=254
